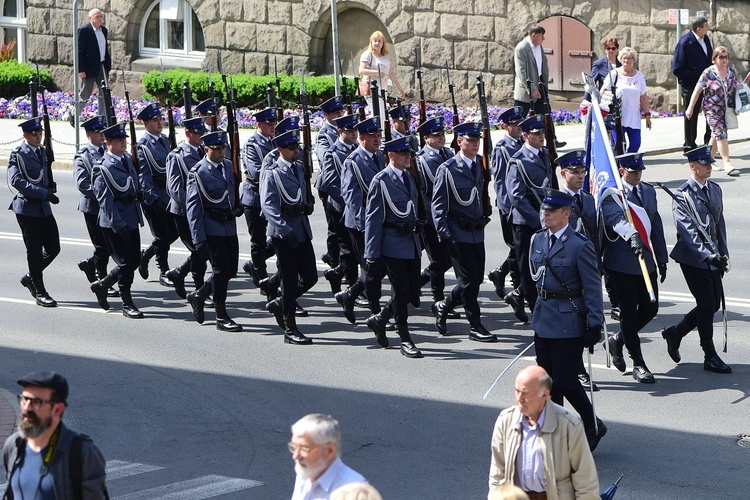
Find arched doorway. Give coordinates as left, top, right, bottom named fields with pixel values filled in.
left=538, top=16, right=593, bottom=92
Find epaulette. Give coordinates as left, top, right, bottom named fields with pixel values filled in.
left=676, top=182, right=690, bottom=192
left=572, top=231, right=589, bottom=241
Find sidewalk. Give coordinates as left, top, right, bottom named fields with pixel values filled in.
left=0, top=388, right=19, bottom=445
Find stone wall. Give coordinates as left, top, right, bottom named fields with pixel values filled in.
left=27, top=0, right=750, bottom=112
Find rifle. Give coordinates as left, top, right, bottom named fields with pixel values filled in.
left=266, top=82, right=276, bottom=108
left=378, top=64, right=392, bottom=142
left=29, top=75, right=38, bottom=118
left=122, top=69, right=139, bottom=170
left=445, top=60, right=460, bottom=153
left=160, top=58, right=177, bottom=149
left=183, top=80, right=193, bottom=119
left=99, top=69, right=116, bottom=125
left=370, top=79, right=381, bottom=122
left=342, top=74, right=353, bottom=115
left=298, top=71, right=315, bottom=209
left=539, top=81, right=559, bottom=189
left=610, top=75, right=625, bottom=156
left=274, top=55, right=283, bottom=122
left=416, top=50, right=426, bottom=147
left=228, top=77, right=242, bottom=211
left=351, top=51, right=366, bottom=121
left=476, top=74, right=492, bottom=217
left=36, top=64, right=55, bottom=192
left=526, top=78, right=535, bottom=117
left=207, top=71, right=218, bottom=131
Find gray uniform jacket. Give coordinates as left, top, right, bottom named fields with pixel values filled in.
left=2, top=422, right=108, bottom=499
left=491, top=134, right=523, bottom=215
left=431, top=153, right=486, bottom=244
left=92, top=152, right=143, bottom=232
left=315, top=121, right=338, bottom=166
left=530, top=225, right=603, bottom=338
left=513, top=38, right=549, bottom=103
left=566, top=189, right=601, bottom=260
left=341, top=146, right=385, bottom=231
left=137, top=133, right=171, bottom=209
left=318, top=140, right=355, bottom=212
left=506, top=144, right=554, bottom=228
left=73, top=143, right=105, bottom=215
left=166, top=142, right=202, bottom=216
left=185, top=158, right=238, bottom=244
left=416, top=145, right=453, bottom=200
left=669, top=178, right=728, bottom=270
left=7, top=143, right=54, bottom=217
left=241, top=130, right=274, bottom=208
left=261, top=156, right=313, bottom=241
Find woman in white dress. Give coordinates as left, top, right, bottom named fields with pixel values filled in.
left=359, top=31, right=406, bottom=129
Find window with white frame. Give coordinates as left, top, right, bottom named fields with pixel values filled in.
left=0, top=0, right=26, bottom=61
left=140, top=0, right=204, bottom=59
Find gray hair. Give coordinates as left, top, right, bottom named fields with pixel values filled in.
left=291, top=413, right=342, bottom=457
left=619, top=46, right=637, bottom=62
left=692, top=15, right=708, bottom=32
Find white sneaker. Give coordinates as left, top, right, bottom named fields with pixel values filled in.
left=726, top=163, right=740, bottom=176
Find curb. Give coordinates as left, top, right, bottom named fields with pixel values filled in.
left=0, top=388, right=19, bottom=445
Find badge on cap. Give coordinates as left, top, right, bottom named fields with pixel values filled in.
left=519, top=115, right=545, bottom=133
left=201, top=130, right=228, bottom=147
left=334, top=114, right=359, bottom=130
left=453, top=122, right=483, bottom=138
left=499, top=106, right=525, bottom=125
left=81, top=116, right=107, bottom=132
left=19, top=117, right=43, bottom=133
left=355, top=117, right=381, bottom=135
left=417, top=117, right=446, bottom=136
left=275, top=115, right=300, bottom=135
left=321, top=95, right=344, bottom=113
left=615, top=152, right=646, bottom=171
left=102, top=122, right=128, bottom=139
left=183, top=117, right=208, bottom=134
left=556, top=149, right=586, bottom=169
left=137, top=103, right=162, bottom=121
left=541, top=188, right=575, bottom=210
left=253, top=107, right=278, bottom=123
left=196, top=97, right=220, bottom=116
left=384, top=136, right=412, bottom=153
left=273, top=129, right=300, bottom=148
left=684, top=145, right=716, bottom=165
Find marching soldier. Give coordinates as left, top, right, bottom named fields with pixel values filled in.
left=73, top=116, right=113, bottom=295
left=261, top=130, right=318, bottom=345
left=529, top=188, right=606, bottom=451
left=335, top=117, right=386, bottom=323
left=431, top=122, right=496, bottom=342
left=89, top=122, right=144, bottom=317
left=662, top=146, right=731, bottom=374
left=487, top=106, right=526, bottom=322
left=319, top=113, right=360, bottom=295
left=164, top=117, right=210, bottom=300
left=8, top=117, right=60, bottom=307
left=602, top=153, right=667, bottom=383
left=364, top=136, right=424, bottom=358
left=505, top=114, right=555, bottom=318
left=185, top=130, right=242, bottom=332
left=389, top=103, right=419, bottom=151
left=196, top=97, right=221, bottom=123
left=240, top=107, right=278, bottom=286
left=136, top=102, right=178, bottom=286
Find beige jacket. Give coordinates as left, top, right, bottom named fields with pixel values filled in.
left=488, top=400, right=599, bottom=500
left=513, top=38, right=550, bottom=103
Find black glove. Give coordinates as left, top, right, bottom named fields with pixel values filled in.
left=195, top=241, right=210, bottom=261
left=658, top=263, right=667, bottom=283
left=365, top=258, right=382, bottom=277
left=584, top=326, right=602, bottom=352
left=445, top=238, right=461, bottom=260
left=705, top=253, right=728, bottom=271
left=48, top=181, right=57, bottom=194
left=282, top=232, right=299, bottom=248
left=230, top=207, right=244, bottom=218
left=46, top=192, right=59, bottom=204
left=629, top=233, right=645, bottom=257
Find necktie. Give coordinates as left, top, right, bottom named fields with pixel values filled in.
left=216, top=162, right=225, bottom=181
left=374, top=154, right=383, bottom=170
left=574, top=193, right=583, bottom=211
left=439, top=149, right=448, bottom=162
left=98, top=146, right=105, bottom=157
left=632, top=186, right=642, bottom=204
left=198, top=147, right=205, bottom=159
left=159, top=136, right=169, bottom=150
left=702, top=185, right=710, bottom=201
left=549, top=234, right=557, bottom=250
left=35, top=148, right=43, bottom=163
left=470, top=161, right=477, bottom=178
left=402, top=172, right=411, bottom=193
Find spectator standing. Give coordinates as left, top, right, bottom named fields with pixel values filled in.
left=359, top=31, right=405, bottom=129
left=75, top=8, right=111, bottom=121
left=591, top=37, right=622, bottom=90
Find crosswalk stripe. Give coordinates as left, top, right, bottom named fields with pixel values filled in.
left=106, top=460, right=164, bottom=481
left=112, top=474, right=263, bottom=500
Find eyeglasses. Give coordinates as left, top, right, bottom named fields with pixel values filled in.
left=18, top=394, right=57, bottom=410
left=717, top=55, right=729, bottom=60
left=606, top=46, right=618, bottom=51
left=621, top=56, right=635, bottom=60
left=287, top=442, right=319, bottom=454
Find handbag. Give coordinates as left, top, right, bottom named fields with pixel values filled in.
left=721, top=70, right=739, bottom=129
left=358, top=53, right=373, bottom=96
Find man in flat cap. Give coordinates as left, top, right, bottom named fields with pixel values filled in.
left=2, top=371, right=108, bottom=498
left=9, top=117, right=60, bottom=307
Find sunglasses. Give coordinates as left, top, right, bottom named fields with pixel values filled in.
left=606, top=46, right=618, bottom=51
left=717, top=55, right=729, bottom=60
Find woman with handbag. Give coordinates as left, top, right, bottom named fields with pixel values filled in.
left=359, top=31, right=406, bottom=129
left=686, top=46, right=743, bottom=176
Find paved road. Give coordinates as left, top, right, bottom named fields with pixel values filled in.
left=0, top=119, right=749, bottom=498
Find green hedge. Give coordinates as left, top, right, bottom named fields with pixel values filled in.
left=0, top=61, right=53, bottom=97
left=142, top=69, right=356, bottom=108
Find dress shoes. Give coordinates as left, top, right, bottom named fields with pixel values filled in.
left=217, top=317, right=243, bottom=332
left=138, top=250, right=150, bottom=280
left=324, top=268, right=342, bottom=294
left=578, top=372, right=599, bottom=392
left=242, top=260, right=254, bottom=276
left=446, top=309, right=461, bottom=320
left=205, top=297, right=215, bottom=308
left=606, top=334, right=626, bottom=372
left=469, top=324, right=497, bottom=343
left=321, top=252, right=337, bottom=268
left=77, top=259, right=97, bottom=283
left=295, top=302, right=309, bottom=317
left=166, top=269, right=186, bottom=299
left=632, top=364, right=655, bottom=383
left=258, top=277, right=279, bottom=300
left=704, top=355, right=732, bottom=374
left=365, top=315, right=389, bottom=348
left=106, top=287, right=120, bottom=298
left=20, top=274, right=37, bottom=298
left=284, top=331, right=313, bottom=345
left=334, top=290, right=357, bottom=324
left=432, top=301, right=448, bottom=335
left=90, top=282, right=110, bottom=311
left=35, top=293, right=57, bottom=308
left=661, top=326, right=682, bottom=363
left=555, top=139, right=567, bottom=148
left=487, top=268, right=507, bottom=297
left=122, top=305, right=144, bottom=319
left=504, top=290, right=528, bottom=323
left=354, top=297, right=370, bottom=309
left=159, top=272, right=174, bottom=288
left=186, top=292, right=205, bottom=324
left=610, top=306, right=621, bottom=321
left=586, top=418, right=607, bottom=452
left=400, top=341, right=423, bottom=358
left=265, top=299, right=285, bottom=329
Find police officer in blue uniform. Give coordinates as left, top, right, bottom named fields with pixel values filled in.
left=240, top=107, right=278, bottom=286
left=319, top=113, right=360, bottom=295
left=602, top=153, right=667, bottom=383
left=389, top=103, right=419, bottom=151
left=334, top=117, right=386, bottom=323
left=487, top=106, right=526, bottom=321
left=195, top=97, right=221, bottom=124
left=506, top=114, right=555, bottom=318
left=261, top=130, right=318, bottom=344
left=364, top=136, right=424, bottom=358
left=73, top=116, right=113, bottom=291
left=136, top=102, right=178, bottom=286
left=530, top=188, right=607, bottom=451
left=164, top=116, right=210, bottom=300
left=8, top=117, right=60, bottom=307
left=432, top=122, right=496, bottom=342
left=90, top=122, right=145, bottom=317
left=662, top=146, right=731, bottom=374
left=185, top=130, right=243, bottom=332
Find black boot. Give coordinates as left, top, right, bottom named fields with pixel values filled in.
left=96, top=270, right=119, bottom=297
left=661, top=325, right=683, bottom=363
left=120, top=288, right=144, bottom=319
left=432, top=299, right=451, bottom=335
left=259, top=275, right=280, bottom=300
left=166, top=261, right=189, bottom=299
left=139, top=247, right=153, bottom=280
left=78, top=258, right=97, bottom=283
left=20, top=274, right=37, bottom=298
left=187, top=284, right=210, bottom=324
left=469, top=323, right=497, bottom=342
left=90, top=270, right=118, bottom=311
left=396, top=324, right=423, bottom=358
left=335, top=282, right=363, bottom=324
left=265, top=298, right=285, bottom=329
left=366, top=307, right=393, bottom=348
left=606, top=332, right=626, bottom=372
left=324, top=267, right=343, bottom=294
left=32, top=278, right=56, bottom=308
left=283, top=314, right=312, bottom=345
left=504, top=289, right=528, bottom=323
left=487, top=266, right=507, bottom=298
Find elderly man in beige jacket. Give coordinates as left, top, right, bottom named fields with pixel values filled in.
left=488, top=366, right=599, bottom=500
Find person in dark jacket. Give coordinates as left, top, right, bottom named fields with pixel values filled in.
left=75, top=8, right=111, bottom=120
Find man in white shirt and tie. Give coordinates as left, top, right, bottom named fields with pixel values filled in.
left=76, top=8, right=111, bottom=120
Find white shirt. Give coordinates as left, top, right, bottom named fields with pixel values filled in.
left=692, top=30, right=708, bottom=56
left=94, top=26, right=106, bottom=62
left=514, top=407, right=547, bottom=492
left=290, top=457, right=366, bottom=500
left=360, top=51, right=392, bottom=89
left=528, top=38, right=543, bottom=76
left=601, top=69, right=647, bottom=129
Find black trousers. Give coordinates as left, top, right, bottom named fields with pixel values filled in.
left=675, top=264, right=723, bottom=357
left=512, top=223, right=537, bottom=310
left=83, top=211, right=110, bottom=275
left=174, top=214, right=208, bottom=285
left=272, top=237, right=318, bottom=316
left=141, top=203, right=178, bottom=271
left=205, top=234, right=239, bottom=318
left=327, top=206, right=358, bottom=282
left=243, top=205, right=274, bottom=278
left=682, top=88, right=711, bottom=150
left=383, top=256, right=421, bottom=326
left=535, top=334, right=595, bottom=431
left=608, top=269, right=659, bottom=365
left=497, top=211, right=520, bottom=286
left=514, top=99, right=545, bottom=118
left=421, top=218, right=452, bottom=301
left=102, top=226, right=141, bottom=289
left=16, top=214, right=60, bottom=294
left=320, top=193, right=340, bottom=262
left=347, top=227, right=383, bottom=305
left=448, top=241, right=485, bottom=324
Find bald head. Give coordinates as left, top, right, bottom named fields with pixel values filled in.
left=89, top=9, right=104, bottom=29
left=514, top=366, right=552, bottom=421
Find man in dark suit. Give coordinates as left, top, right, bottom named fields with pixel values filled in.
left=76, top=8, right=111, bottom=120
left=673, top=15, right=713, bottom=152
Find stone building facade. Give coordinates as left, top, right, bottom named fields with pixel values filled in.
left=20, top=0, right=750, bottom=111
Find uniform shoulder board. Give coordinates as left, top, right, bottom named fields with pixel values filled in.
left=640, top=180, right=653, bottom=187
left=534, top=227, right=546, bottom=234
left=676, top=182, right=690, bottom=192
left=416, top=149, right=426, bottom=157
left=708, top=179, right=720, bottom=189
left=572, top=231, right=589, bottom=241
left=510, top=148, right=524, bottom=159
